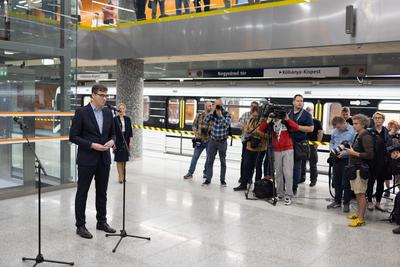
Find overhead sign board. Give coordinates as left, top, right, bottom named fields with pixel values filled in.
left=263, top=67, right=340, bottom=78
left=76, top=73, right=110, bottom=81
left=202, top=69, right=264, bottom=78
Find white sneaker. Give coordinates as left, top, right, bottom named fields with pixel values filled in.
left=284, top=197, right=292, bottom=206
left=277, top=195, right=284, bottom=201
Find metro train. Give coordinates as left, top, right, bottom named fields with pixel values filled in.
left=75, top=82, right=400, bottom=142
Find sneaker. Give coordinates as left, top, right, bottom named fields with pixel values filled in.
left=284, top=197, right=292, bottom=206
left=221, top=181, right=227, bottom=187
left=348, top=218, right=365, bottom=227
left=202, top=180, right=210, bottom=186
left=346, top=212, right=358, bottom=220
left=309, top=181, right=317, bottom=187
left=277, top=195, right=284, bottom=201
left=184, top=174, right=193, bottom=179
left=343, top=203, right=350, bottom=213
left=393, top=226, right=400, bottom=234
left=327, top=202, right=341, bottom=209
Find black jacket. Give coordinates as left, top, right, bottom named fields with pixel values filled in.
left=69, top=103, right=116, bottom=166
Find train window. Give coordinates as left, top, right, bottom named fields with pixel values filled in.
left=143, top=96, right=150, bottom=122
left=378, top=101, right=400, bottom=111
left=168, top=98, right=180, bottom=124
left=303, top=102, right=314, bottom=114
left=185, top=99, right=197, bottom=125
left=379, top=112, right=400, bottom=127
left=322, top=102, right=342, bottom=134
left=224, top=98, right=239, bottom=127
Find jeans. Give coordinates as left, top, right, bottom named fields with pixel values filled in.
left=241, top=149, right=266, bottom=185
left=301, top=145, right=318, bottom=182
left=333, top=158, right=351, bottom=204
left=293, top=159, right=302, bottom=192
left=187, top=141, right=208, bottom=176
left=205, top=139, right=227, bottom=182
left=152, top=0, right=165, bottom=19
left=175, top=0, right=190, bottom=15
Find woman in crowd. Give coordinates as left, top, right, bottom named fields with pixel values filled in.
left=385, top=120, right=400, bottom=196
left=234, top=106, right=268, bottom=191
left=114, top=103, right=133, bottom=183
left=103, top=0, right=116, bottom=24
left=345, top=114, right=374, bottom=227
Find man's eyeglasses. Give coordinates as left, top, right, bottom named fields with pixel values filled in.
left=94, top=93, right=108, bottom=98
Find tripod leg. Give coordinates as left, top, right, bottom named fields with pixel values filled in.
left=43, top=259, right=74, bottom=265
left=112, top=237, right=124, bottom=253
left=126, top=235, right=151, bottom=240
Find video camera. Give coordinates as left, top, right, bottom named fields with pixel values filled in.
left=258, top=102, right=287, bottom=120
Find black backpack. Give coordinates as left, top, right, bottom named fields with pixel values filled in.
left=390, top=192, right=400, bottom=225
left=253, top=179, right=274, bottom=199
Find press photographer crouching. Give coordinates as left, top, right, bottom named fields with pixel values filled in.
left=183, top=101, right=212, bottom=180
left=234, top=106, right=268, bottom=191
left=326, top=116, right=355, bottom=213
left=257, top=105, right=299, bottom=205
left=344, top=114, right=374, bottom=227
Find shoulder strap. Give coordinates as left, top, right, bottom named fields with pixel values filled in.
left=295, top=109, right=304, bottom=123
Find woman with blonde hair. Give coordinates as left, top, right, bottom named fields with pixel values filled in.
left=114, top=103, right=133, bottom=183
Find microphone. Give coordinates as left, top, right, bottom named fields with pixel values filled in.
left=106, top=104, right=121, bottom=112
left=13, top=117, right=29, bottom=129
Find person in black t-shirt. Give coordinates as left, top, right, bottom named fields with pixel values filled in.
left=301, top=107, right=323, bottom=187
left=342, top=107, right=353, bottom=125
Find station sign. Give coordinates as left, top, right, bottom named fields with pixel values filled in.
left=202, top=69, right=264, bottom=78
left=76, top=73, right=110, bottom=81
left=263, top=67, right=340, bottom=78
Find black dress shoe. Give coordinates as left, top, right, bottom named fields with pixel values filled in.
left=96, top=222, right=116, bottom=233
left=76, top=226, right=93, bottom=239
left=309, top=181, right=317, bottom=187
left=233, top=184, right=247, bottom=191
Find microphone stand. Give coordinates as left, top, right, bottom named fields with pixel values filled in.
left=105, top=110, right=150, bottom=253
left=17, top=123, right=74, bottom=266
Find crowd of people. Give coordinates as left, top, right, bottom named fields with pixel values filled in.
left=183, top=94, right=400, bottom=234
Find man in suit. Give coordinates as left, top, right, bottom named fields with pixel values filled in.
left=70, top=84, right=117, bottom=239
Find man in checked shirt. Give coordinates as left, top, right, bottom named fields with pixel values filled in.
left=203, top=98, right=232, bottom=186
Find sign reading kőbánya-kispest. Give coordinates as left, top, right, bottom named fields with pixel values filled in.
left=263, top=67, right=340, bottom=78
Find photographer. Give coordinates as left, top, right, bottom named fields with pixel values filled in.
left=238, top=101, right=259, bottom=184
left=289, top=94, right=314, bottom=195
left=183, top=101, right=212, bottom=180
left=203, top=98, right=232, bottom=186
left=366, top=112, right=392, bottom=212
left=326, top=116, right=355, bottom=213
left=385, top=120, right=400, bottom=196
left=257, top=110, right=299, bottom=205
left=234, top=106, right=267, bottom=191
left=344, top=114, right=374, bottom=227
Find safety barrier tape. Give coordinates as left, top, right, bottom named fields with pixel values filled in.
left=0, top=136, right=69, bottom=144
left=131, top=125, right=332, bottom=144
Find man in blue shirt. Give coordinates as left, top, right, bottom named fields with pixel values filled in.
left=203, top=98, right=232, bottom=186
left=289, top=94, right=314, bottom=195
left=327, top=116, right=355, bottom=212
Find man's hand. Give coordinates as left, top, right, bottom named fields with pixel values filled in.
left=345, top=147, right=357, bottom=157
left=266, top=117, right=272, bottom=124
left=337, top=151, right=346, bottom=158
left=91, top=143, right=108, bottom=151
left=104, top=139, right=114, bottom=149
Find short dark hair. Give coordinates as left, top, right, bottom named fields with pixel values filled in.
left=251, top=101, right=259, bottom=106
left=92, top=84, right=108, bottom=95
left=342, top=107, right=350, bottom=112
left=293, top=94, right=303, bottom=101
left=332, top=116, right=345, bottom=126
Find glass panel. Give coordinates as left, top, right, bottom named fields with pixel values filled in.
left=322, top=102, right=342, bottom=135
left=379, top=112, right=400, bottom=127
left=223, top=98, right=239, bottom=127
left=168, top=98, right=179, bottom=124
left=185, top=99, right=197, bottom=125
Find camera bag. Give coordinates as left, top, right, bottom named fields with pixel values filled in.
left=253, top=179, right=274, bottom=199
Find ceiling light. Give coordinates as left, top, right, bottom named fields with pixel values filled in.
left=41, top=59, right=55, bottom=65
left=4, top=51, right=16, bottom=55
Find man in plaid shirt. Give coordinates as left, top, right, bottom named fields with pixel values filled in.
left=183, top=101, right=212, bottom=180
left=203, top=98, right=232, bottom=186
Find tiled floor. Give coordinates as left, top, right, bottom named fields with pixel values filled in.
left=0, top=151, right=399, bottom=267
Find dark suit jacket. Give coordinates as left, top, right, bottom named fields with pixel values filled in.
left=69, top=103, right=116, bottom=166
left=114, top=115, right=133, bottom=148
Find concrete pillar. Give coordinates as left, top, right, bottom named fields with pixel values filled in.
left=116, top=58, right=144, bottom=159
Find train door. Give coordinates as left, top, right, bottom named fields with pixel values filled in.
left=166, top=97, right=198, bottom=131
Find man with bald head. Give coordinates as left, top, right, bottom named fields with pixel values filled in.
left=184, top=101, right=213, bottom=180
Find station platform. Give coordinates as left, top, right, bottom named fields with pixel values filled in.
left=0, top=150, right=399, bottom=267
